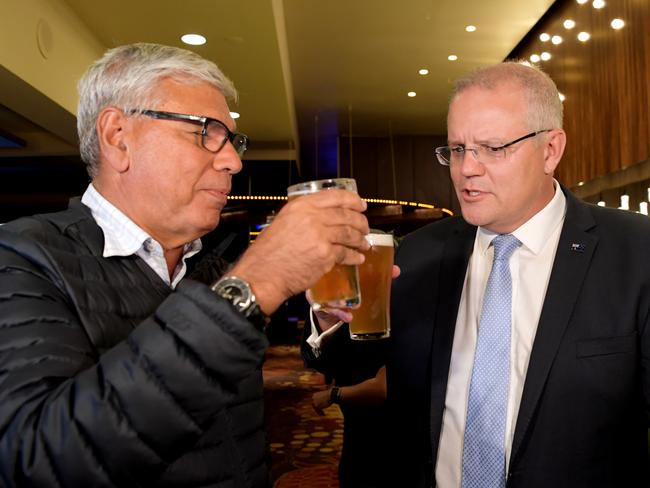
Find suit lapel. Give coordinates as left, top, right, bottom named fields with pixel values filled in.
left=510, top=189, right=598, bottom=465
left=430, top=222, right=476, bottom=464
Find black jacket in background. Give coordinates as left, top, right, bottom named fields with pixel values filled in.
left=302, top=322, right=388, bottom=488
left=0, top=200, right=269, bottom=487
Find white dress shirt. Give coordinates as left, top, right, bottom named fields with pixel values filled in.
left=81, top=183, right=202, bottom=289
left=435, top=181, right=566, bottom=488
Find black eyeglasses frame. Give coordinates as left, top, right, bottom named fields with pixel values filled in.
left=131, top=109, right=249, bottom=156
left=435, top=129, right=552, bottom=166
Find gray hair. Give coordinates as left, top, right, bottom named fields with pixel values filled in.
left=450, top=61, right=563, bottom=132
left=77, top=43, right=237, bottom=178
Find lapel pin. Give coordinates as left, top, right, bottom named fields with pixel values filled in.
left=570, top=243, right=586, bottom=253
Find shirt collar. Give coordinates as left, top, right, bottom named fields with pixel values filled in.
left=477, top=179, right=566, bottom=256
left=80, top=183, right=203, bottom=259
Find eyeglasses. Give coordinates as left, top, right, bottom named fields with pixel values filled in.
left=132, top=109, right=249, bottom=156
left=435, top=129, right=551, bottom=166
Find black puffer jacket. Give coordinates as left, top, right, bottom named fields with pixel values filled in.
left=0, top=200, right=270, bottom=487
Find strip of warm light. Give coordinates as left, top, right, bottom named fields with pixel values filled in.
left=228, top=195, right=446, bottom=210
left=228, top=195, right=288, bottom=201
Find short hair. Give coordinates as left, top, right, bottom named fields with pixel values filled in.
left=450, top=61, right=563, bottom=132
left=77, top=43, right=237, bottom=178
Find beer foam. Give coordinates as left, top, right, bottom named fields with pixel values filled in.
left=366, top=233, right=394, bottom=246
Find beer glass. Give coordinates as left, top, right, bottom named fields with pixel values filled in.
left=287, top=178, right=361, bottom=311
left=349, top=233, right=394, bottom=340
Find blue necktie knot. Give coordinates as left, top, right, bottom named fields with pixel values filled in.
left=492, top=234, right=521, bottom=261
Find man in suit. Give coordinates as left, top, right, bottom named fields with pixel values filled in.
left=386, top=62, right=650, bottom=487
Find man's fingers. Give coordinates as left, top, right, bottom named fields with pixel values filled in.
left=302, top=189, right=367, bottom=212
left=336, top=246, right=365, bottom=266
left=392, top=265, right=401, bottom=279
left=315, top=307, right=353, bottom=323
left=328, top=225, right=370, bottom=252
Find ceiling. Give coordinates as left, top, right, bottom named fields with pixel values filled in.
left=0, top=0, right=556, bottom=168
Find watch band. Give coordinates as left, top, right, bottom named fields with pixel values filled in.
left=211, top=275, right=268, bottom=330
left=330, top=386, right=342, bottom=404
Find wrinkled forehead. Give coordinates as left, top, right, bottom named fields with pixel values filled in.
left=447, top=84, right=530, bottom=140
left=449, top=83, right=528, bottom=122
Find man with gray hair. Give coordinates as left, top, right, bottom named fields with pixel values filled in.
left=386, top=61, right=650, bottom=487
left=311, top=61, right=650, bottom=487
left=0, top=43, right=369, bottom=487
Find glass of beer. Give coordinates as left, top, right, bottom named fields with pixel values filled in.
left=287, top=178, right=361, bottom=311
left=349, top=232, right=394, bottom=340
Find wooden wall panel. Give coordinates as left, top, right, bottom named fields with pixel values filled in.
left=339, top=134, right=460, bottom=214
left=511, top=0, right=650, bottom=187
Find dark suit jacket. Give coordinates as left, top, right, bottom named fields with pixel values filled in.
left=302, top=323, right=389, bottom=488
left=386, top=187, right=650, bottom=487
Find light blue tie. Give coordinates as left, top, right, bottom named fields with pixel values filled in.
left=462, top=234, right=521, bottom=488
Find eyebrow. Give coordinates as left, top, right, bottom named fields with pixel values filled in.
left=448, top=136, right=505, bottom=146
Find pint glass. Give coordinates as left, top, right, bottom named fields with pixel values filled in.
left=349, top=233, right=394, bottom=340
left=286, top=178, right=361, bottom=311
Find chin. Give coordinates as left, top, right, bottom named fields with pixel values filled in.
left=192, top=211, right=221, bottom=237
left=460, top=210, right=493, bottom=229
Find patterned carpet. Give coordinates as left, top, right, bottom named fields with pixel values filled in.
left=263, top=344, right=343, bottom=487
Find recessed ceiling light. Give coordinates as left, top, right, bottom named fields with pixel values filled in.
left=530, top=54, right=541, bottom=63
left=592, top=0, right=605, bottom=8
left=577, top=31, right=591, bottom=42
left=418, top=68, right=429, bottom=75
left=577, top=0, right=588, bottom=3
left=181, top=34, right=207, bottom=46
left=520, top=61, right=533, bottom=67
left=230, top=111, right=240, bottom=119
left=563, top=19, right=576, bottom=29
left=407, top=91, right=417, bottom=98
left=551, top=35, right=563, bottom=45
left=541, top=52, right=552, bottom=61
left=465, top=25, right=477, bottom=32
left=611, top=18, right=625, bottom=29
left=448, top=54, right=458, bottom=61
left=539, top=33, right=551, bottom=42
left=559, top=93, right=566, bottom=102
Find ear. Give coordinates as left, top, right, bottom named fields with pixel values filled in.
left=543, top=128, right=566, bottom=175
left=96, top=107, right=131, bottom=173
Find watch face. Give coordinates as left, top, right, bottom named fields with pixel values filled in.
left=223, top=285, right=244, bottom=306
left=214, top=277, right=253, bottom=311
left=212, top=276, right=266, bottom=327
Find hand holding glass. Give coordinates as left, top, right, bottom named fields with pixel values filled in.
left=286, top=178, right=361, bottom=310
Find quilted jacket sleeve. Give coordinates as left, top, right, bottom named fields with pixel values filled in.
left=0, top=230, right=268, bottom=487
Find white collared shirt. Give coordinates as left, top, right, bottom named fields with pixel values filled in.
left=81, top=183, right=202, bottom=289
left=435, top=181, right=567, bottom=487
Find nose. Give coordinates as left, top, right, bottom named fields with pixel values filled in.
left=212, top=141, right=243, bottom=175
left=458, top=148, right=485, bottom=177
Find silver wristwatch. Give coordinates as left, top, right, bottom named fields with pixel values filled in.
left=210, top=276, right=267, bottom=329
